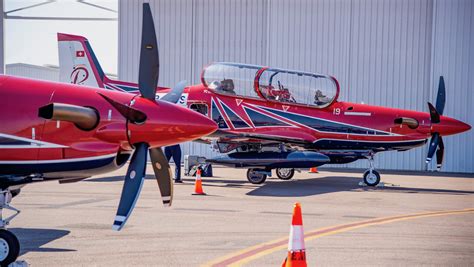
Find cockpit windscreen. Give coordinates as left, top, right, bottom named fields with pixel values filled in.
left=257, top=68, right=338, bottom=108
left=201, top=63, right=261, bottom=99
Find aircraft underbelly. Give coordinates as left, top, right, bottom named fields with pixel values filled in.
left=313, top=139, right=427, bottom=151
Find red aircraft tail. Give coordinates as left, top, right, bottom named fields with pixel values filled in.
left=57, top=33, right=141, bottom=93
left=57, top=33, right=108, bottom=88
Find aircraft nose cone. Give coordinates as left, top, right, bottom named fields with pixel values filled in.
left=433, top=116, right=471, bottom=136
left=458, top=120, right=472, bottom=133
left=127, top=99, right=217, bottom=147
left=156, top=104, right=217, bottom=144
left=182, top=109, right=218, bottom=139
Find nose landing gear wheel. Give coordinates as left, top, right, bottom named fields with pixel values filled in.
left=275, top=168, right=295, bottom=180
left=0, top=229, right=20, bottom=266
left=363, top=170, right=380, bottom=186
left=246, top=169, right=267, bottom=184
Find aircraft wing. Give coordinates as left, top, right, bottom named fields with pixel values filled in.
left=205, top=129, right=314, bottom=153
left=206, top=130, right=372, bottom=163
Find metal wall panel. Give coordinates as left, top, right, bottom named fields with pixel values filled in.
left=119, top=0, right=473, bottom=172
left=6, top=63, right=59, bottom=81
left=188, top=0, right=268, bottom=159
left=429, top=0, right=474, bottom=172
left=345, top=0, right=432, bottom=171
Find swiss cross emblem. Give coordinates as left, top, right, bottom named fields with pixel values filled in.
left=76, top=51, right=85, bottom=57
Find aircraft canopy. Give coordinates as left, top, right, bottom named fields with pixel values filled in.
left=201, top=62, right=340, bottom=108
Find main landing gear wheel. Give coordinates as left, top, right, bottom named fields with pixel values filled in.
left=0, top=229, right=19, bottom=266
left=246, top=169, right=267, bottom=184
left=363, top=170, right=380, bottom=187
left=276, top=168, right=295, bottom=180
left=0, top=189, right=21, bottom=265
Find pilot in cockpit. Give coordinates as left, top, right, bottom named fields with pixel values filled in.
left=208, top=79, right=236, bottom=95
left=220, top=79, right=235, bottom=94
left=314, top=89, right=330, bottom=105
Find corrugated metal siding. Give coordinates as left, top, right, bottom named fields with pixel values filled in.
left=119, top=0, right=473, bottom=173
left=189, top=0, right=268, bottom=159
left=6, top=63, right=59, bottom=81
left=429, top=0, right=474, bottom=172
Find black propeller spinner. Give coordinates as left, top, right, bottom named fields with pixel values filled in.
left=425, top=76, right=446, bottom=171
left=112, top=3, right=186, bottom=231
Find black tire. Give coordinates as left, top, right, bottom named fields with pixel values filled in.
left=0, top=229, right=20, bottom=266
left=276, top=168, right=295, bottom=180
left=246, top=169, right=267, bottom=184
left=363, top=170, right=381, bottom=186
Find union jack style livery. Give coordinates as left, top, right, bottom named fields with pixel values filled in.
left=58, top=33, right=470, bottom=187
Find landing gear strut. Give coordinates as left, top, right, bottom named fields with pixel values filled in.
left=0, top=190, right=20, bottom=265
left=363, top=155, right=381, bottom=186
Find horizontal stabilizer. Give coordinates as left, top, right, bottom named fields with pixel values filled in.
left=160, top=81, right=187, bottom=104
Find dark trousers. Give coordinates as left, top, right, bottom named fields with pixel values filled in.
left=164, top=145, right=182, bottom=180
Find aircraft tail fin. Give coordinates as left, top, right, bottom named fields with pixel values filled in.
left=58, top=33, right=107, bottom=88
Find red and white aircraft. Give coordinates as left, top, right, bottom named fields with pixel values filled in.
left=0, top=4, right=216, bottom=265
left=59, top=30, right=470, bottom=187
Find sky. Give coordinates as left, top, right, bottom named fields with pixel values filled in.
left=5, top=0, right=118, bottom=74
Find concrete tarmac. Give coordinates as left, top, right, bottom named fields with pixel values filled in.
left=10, top=166, right=474, bottom=266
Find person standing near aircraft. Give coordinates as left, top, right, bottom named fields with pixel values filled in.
left=164, top=145, right=183, bottom=183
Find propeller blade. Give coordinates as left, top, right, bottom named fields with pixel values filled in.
left=149, top=147, right=173, bottom=206
left=160, top=80, right=187, bottom=104
left=435, top=76, right=446, bottom=115
left=427, top=102, right=440, bottom=124
left=426, top=132, right=439, bottom=164
left=138, top=3, right=159, bottom=100
left=98, top=92, right=147, bottom=124
left=113, top=142, right=149, bottom=231
left=436, top=136, right=445, bottom=171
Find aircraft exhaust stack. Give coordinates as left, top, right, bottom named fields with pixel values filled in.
left=38, top=103, right=99, bottom=131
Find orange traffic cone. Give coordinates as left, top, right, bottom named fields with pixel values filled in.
left=309, top=167, right=318, bottom=173
left=282, top=202, right=307, bottom=267
left=192, top=168, right=206, bottom=195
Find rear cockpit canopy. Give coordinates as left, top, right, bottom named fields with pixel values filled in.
left=201, top=62, right=339, bottom=108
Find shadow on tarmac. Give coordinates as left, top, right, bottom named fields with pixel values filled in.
left=10, top=228, right=74, bottom=256
left=245, top=176, right=474, bottom=197
left=86, top=175, right=157, bottom=182
left=85, top=174, right=474, bottom=197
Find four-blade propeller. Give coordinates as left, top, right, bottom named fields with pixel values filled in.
left=112, top=3, right=187, bottom=231
left=425, top=76, right=446, bottom=170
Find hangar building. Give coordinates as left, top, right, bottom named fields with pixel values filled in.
left=2, top=1, right=472, bottom=173
left=117, top=0, right=473, bottom=173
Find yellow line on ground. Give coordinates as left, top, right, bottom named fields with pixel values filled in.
left=203, top=208, right=474, bottom=267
